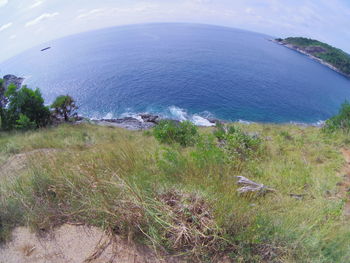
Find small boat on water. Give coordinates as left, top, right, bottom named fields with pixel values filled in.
left=41, top=47, right=51, bottom=51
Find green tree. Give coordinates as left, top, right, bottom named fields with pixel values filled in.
left=51, top=95, right=78, bottom=122
left=4, top=85, right=50, bottom=130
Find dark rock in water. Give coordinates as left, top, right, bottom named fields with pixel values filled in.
left=102, top=117, right=139, bottom=123
left=140, top=114, right=160, bottom=124
left=3, top=75, right=24, bottom=89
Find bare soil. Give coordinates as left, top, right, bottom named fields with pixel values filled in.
left=0, top=224, right=183, bottom=263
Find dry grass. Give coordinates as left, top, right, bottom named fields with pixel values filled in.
left=1, top=123, right=350, bottom=262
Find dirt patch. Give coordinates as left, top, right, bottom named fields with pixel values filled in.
left=0, top=224, right=183, bottom=263
left=0, top=149, right=59, bottom=181
left=338, top=149, right=350, bottom=216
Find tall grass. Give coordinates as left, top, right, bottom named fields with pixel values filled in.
left=1, top=123, right=350, bottom=262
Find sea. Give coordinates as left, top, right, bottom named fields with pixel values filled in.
left=1, top=23, right=350, bottom=125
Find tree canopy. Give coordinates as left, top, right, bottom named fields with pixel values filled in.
left=2, top=84, right=51, bottom=130
left=51, top=95, right=78, bottom=122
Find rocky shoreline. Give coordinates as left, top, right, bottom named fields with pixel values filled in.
left=78, top=114, right=219, bottom=130
left=76, top=114, right=324, bottom=131
left=272, top=39, right=350, bottom=78
left=90, top=114, right=162, bottom=130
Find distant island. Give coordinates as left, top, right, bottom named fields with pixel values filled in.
left=275, top=37, right=350, bottom=77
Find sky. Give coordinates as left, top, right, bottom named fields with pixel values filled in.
left=0, top=0, right=349, bottom=62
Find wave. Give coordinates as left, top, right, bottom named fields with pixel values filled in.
left=164, top=106, right=215, bottom=127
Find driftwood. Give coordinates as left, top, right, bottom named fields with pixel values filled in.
left=235, top=176, right=276, bottom=196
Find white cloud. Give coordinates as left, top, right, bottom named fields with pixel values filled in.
left=9, top=34, right=16, bottom=39
left=76, top=4, right=158, bottom=20
left=0, top=22, right=12, bottom=32
left=76, top=8, right=104, bottom=19
left=0, top=0, right=8, bottom=8
left=29, top=0, right=45, bottom=9
left=25, top=12, right=59, bottom=27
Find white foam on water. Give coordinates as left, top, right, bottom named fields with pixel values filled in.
left=192, top=115, right=215, bottom=127
left=167, top=106, right=215, bottom=127
left=168, top=106, right=188, bottom=121
left=103, top=112, right=114, bottom=119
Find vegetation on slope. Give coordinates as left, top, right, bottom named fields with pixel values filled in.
left=276, top=37, right=350, bottom=76
left=1, top=118, right=350, bottom=262
left=0, top=78, right=77, bottom=131
left=324, top=100, right=350, bottom=132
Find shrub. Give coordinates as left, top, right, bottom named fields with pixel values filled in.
left=153, top=120, right=199, bottom=146
left=191, top=134, right=227, bottom=168
left=15, top=114, right=36, bottom=131
left=213, top=123, right=263, bottom=161
left=213, top=121, right=227, bottom=141
left=324, top=101, right=350, bottom=132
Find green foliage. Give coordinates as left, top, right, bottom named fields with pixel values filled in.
left=281, top=37, right=350, bottom=75
left=15, top=114, right=36, bottom=131
left=51, top=95, right=78, bottom=122
left=324, top=101, right=350, bottom=132
left=0, top=79, right=78, bottom=131
left=153, top=120, right=199, bottom=146
left=191, top=134, right=227, bottom=168
left=213, top=121, right=226, bottom=141
left=2, top=85, right=50, bottom=130
left=213, top=123, right=263, bottom=161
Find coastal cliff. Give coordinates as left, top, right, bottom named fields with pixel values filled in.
left=275, top=37, right=350, bottom=77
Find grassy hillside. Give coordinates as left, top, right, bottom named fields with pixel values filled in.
left=1, top=123, right=350, bottom=262
left=276, top=37, right=350, bottom=76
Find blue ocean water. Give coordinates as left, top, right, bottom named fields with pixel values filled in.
left=1, top=23, right=350, bottom=124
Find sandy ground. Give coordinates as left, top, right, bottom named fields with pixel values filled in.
left=0, top=224, right=183, bottom=263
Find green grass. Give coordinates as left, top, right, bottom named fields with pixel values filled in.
left=1, top=123, right=350, bottom=262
